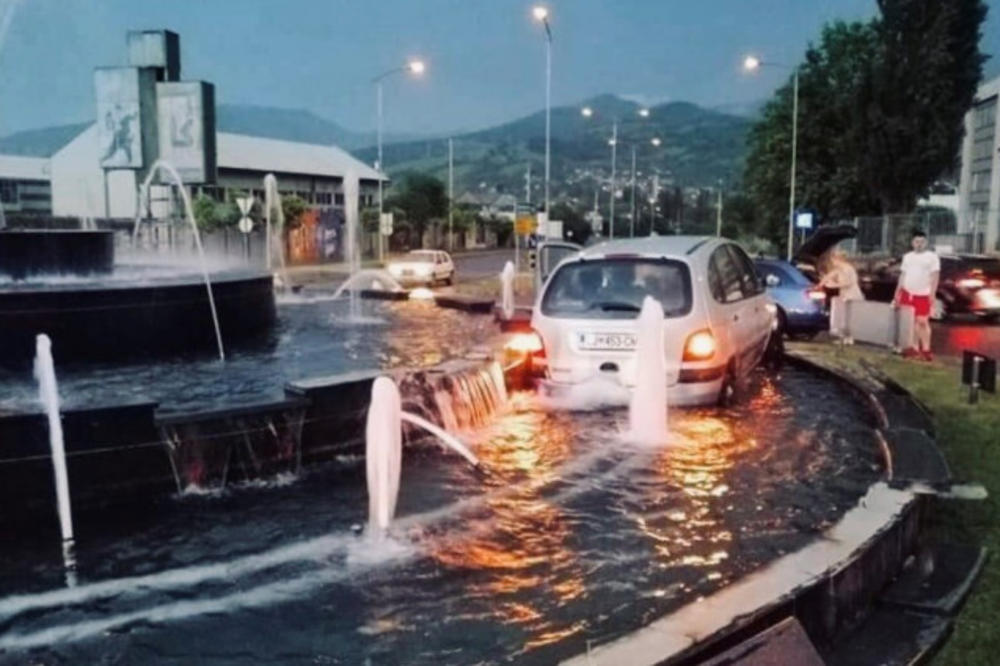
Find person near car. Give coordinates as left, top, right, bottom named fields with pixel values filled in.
left=819, top=247, right=864, bottom=344
left=893, top=230, right=940, bottom=361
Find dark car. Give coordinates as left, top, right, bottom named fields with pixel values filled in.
left=755, top=224, right=858, bottom=338
left=858, top=253, right=1000, bottom=321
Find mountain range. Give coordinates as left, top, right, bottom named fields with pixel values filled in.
left=0, top=96, right=755, bottom=199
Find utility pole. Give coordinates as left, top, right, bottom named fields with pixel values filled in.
left=448, top=138, right=454, bottom=251
left=525, top=163, right=532, bottom=206
left=630, top=144, right=637, bottom=237
left=609, top=120, right=618, bottom=239
left=715, top=179, right=723, bottom=237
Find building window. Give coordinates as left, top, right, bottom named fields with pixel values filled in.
left=334, top=193, right=344, bottom=206
left=315, top=191, right=333, bottom=205
left=0, top=179, right=17, bottom=204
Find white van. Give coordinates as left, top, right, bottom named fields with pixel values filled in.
left=530, top=236, right=775, bottom=406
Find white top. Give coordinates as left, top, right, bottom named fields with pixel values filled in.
left=900, top=250, right=941, bottom=296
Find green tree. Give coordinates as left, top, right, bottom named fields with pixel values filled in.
left=281, top=195, right=308, bottom=230
left=550, top=201, right=591, bottom=244
left=385, top=172, right=448, bottom=245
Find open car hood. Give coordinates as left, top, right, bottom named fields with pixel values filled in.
left=794, top=224, right=858, bottom=266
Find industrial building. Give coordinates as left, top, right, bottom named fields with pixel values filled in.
left=957, top=74, right=1000, bottom=252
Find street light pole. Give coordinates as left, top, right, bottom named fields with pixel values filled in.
left=448, top=137, right=454, bottom=251
left=373, top=59, right=425, bottom=261
left=716, top=179, right=723, bottom=237
left=533, top=6, right=552, bottom=216
left=743, top=55, right=798, bottom=261
left=630, top=144, right=636, bottom=237
left=609, top=120, right=617, bottom=239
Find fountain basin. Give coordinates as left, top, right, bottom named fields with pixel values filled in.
left=0, top=268, right=275, bottom=367
left=0, top=230, right=114, bottom=280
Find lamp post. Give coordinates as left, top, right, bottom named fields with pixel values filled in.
left=373, top=58, right=425, bottom=261
left=743, top=54, right=798, bottom=261
left=582, top=106, right=651, bottom=239
left=532, top=6, right=552, bottom=217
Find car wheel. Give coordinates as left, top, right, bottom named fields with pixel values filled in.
left=931, top=297, right=947, bottom=321
left=717, top=362, right=742, bottom=408
left=445, top=272, right=454, bottom=286
left=776, top=308, right=788, bottom=338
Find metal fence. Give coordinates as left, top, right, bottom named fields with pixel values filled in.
left=845, top=212, right=979, bottom=257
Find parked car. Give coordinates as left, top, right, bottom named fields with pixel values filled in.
left=754, top=224, right=859, bottom=338
left=529, top=236, right=775, bottom=406
left=386, top=250, right=455, bottom=286
left=858, top=253, right=1000, bottom=321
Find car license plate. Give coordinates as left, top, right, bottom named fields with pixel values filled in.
left=577, top=332, right=637, bottom=351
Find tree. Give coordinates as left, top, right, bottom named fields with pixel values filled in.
left=862, top=0, right=988, bottom=213
left=281, top=195, right=308, bottom=230
left=192, top=194, right=240, bottom=232
left=385, top=172, right=448, bottom=246
left=550, top=201, right=592, bottom=244
left=743, top=1, right=987, bottom=242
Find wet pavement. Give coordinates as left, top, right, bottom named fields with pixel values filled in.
left=932, top=317, right=1000, bottom=359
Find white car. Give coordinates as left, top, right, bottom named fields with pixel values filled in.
left=387, top=250, right=456, bottom=286
left=529, top=236, right=775, bottom=406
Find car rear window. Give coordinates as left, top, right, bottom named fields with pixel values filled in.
left=407, top=251, right=436, bottom=262
left=540, top=258, right=692, bottom=319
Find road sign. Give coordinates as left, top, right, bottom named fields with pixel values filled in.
left=238, top=216, right=253, bottom=233
left=515, top=215, right=536, bottom=236
left=795, top=212, right=814, bottom=230
left=380, top=212, right=394, bottom=236
left=236, top=196, right=253, bottom=216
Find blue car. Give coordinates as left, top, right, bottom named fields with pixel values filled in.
left=754, top=259, right=827, bottom=338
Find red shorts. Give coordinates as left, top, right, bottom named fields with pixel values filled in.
left=899, top=290, right=931, bottom=318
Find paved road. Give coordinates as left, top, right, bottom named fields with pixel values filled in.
left=933, top=317, right=1000, bottom=359
left=453, top=250, right=515, bottom=280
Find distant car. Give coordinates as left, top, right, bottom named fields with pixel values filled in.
left=529, top=235, right=775, bottom=406
left=859, top=253, right=1000, bottom=321
left=754, top=224, right=858, bottom=338
left=754, top=258, right=827, bottom=338
left=386, top=250, right=455, bottom=286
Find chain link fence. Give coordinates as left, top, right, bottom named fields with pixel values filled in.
left=845, top=211, right=980, bottom=257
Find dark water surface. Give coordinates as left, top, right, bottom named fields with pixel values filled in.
left=0, top=368, right=881, bottom=665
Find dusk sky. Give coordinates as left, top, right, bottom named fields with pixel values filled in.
left=2, top=0, right=999, bottom=138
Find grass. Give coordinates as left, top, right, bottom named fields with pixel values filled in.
left=791, top=343, right=999, bottom=665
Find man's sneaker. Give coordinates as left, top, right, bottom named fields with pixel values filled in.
left=921, top=350, right=934, bottom=362
left=902, top=348, right=921, bottom=359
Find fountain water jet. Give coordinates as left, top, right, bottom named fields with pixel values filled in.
left=132, top=159, right=225, bottom=362
left=343, top=171, right=362, bottom=321
left=33, top=334, right=77, bottom=586
left=263, top=174, right=291, bottom=291
left=500, top=261, right=515, bottom=320
left=329, top=269, right=405, bottom=301
left=627, top=296, right=669, bottom=445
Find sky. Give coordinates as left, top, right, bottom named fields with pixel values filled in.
left=1, top=0, right=1000, bottom=138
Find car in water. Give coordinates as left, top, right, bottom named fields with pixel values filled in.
left=386, top=250, right=456, bottom=286
left=858, top=253, right=1000, bottom=321
left=753, top=225, right=859, bottom=338
left=529, top=236, right=775, bottom=406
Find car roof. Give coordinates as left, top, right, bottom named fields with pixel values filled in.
left=578, top=235, right=719, bottom=261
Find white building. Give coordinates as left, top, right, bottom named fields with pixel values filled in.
left=49, top=124, right=382, bottom=220
left=0, top=154, right=52, bottom=218
left=957, top=75, right=1000, bottom=253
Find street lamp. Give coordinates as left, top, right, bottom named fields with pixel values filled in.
left=743, top=53, right=798, bottom=261
left=582, top=106, right=652, bottom=238
left=373, top=58, right=426, bottom=260
left=533, top=5, right=553, bottom=217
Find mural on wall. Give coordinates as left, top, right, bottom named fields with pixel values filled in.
left=318, top=208, right=343, bottom=261
left=94, top=68, right=143, bottom=168
left=156, top=81, right=215, bottom=183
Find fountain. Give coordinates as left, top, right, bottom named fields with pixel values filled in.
left=263, top=173, right=291, bottom=291
left=500, top=260, right=515, bottom=320
left=627, top=296, right=669, bottom=445
left=33, top=334, right=77, bottom=586
left=134, top=159, right=226, bottom=361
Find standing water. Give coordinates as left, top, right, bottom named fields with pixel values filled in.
left=628, top=296, right=669, bottom=445
left=33, top=334, right=77, bottom=586
left=500, top=260, right=515, bottom=320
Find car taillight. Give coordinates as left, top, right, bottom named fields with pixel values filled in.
left=806, top=288, right=826, bottom=301
left=505, top=331, right=545, bottom=357
left=957, top=277, right=986, bottom=290
left=683, top=329, right=716, bottom=362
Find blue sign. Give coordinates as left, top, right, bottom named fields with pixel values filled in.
left=795, top=212, right=814, bottom=230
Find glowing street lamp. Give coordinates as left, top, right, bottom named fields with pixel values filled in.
left=373, top=58, right=426, bottom=260
left=532, top=5, right=553, bottom=216
left=743, top=53, right=798, bottom=261
left=650, top=137, right=661, bottom=147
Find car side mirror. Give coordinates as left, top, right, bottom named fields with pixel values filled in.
left=765, top=274, right=780, bottom=288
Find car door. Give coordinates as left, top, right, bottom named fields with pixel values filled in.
left=707, top=245, right=754, bottom=375
left=727, top=245, right=770, bottom=368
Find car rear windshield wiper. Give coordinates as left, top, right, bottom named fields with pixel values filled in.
left=591, top=301, right=641, bottom=312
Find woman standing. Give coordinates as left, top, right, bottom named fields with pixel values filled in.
left=819, top=247, right=864, bottom=344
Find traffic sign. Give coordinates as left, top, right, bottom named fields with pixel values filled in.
left=795, top=212, right=814, bottom=230
left=236, top=196, right=253, bottom=216
left=515, top=215, right=536, bottom=236
left=238, top=216, right=253, bottom=233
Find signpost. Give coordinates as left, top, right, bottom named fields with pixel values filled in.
left=378, top=212, right=393, bottom=262
left=961, top=350, right=997, bottom=405
left=236, top=196, right=253, bottom=260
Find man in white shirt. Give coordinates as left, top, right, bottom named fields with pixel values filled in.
left=893, top=230, right=940, bottom=361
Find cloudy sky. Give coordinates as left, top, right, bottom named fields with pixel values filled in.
left=1, top=0, right=999, bottom=137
